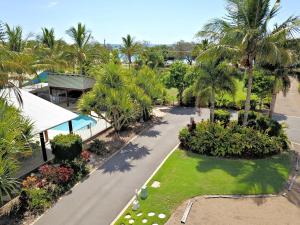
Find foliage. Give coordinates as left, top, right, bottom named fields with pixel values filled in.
left=116, top=150, right=291, bottom=224
left=24, top=188, right=51, bottom=213
left=39, top=164, right=74, bottom=184
left=63, top=158, right=89, bottom=181
left=66, top=22, right=91, bottom=74
left=179, top=121, right=289, bottom=158
left=194, top=53, right=237, bottom=121
left=121, top=34, right=139, bottom=67
left=50, top=134, right=82, bottom=161
left=78, top=63, right=153, bottom=131
left=245, top=70, right=273, bottom=109
left=237, top=110, right=259, bottom=125
left=163, top=61, right=189, bottom=105
left=0, top=157, right=19, bottom=204
left=182, top=86, right=196, bottom=106
left=89, top=139, right=109, bottom=156
left=214, top=109, right=231, bottom=125
left=80, top=150, right=91, bottom=161
left=198, top=0, right=300, bottom=125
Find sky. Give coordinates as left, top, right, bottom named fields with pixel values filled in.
left=1, top=0, right=300, bottom=45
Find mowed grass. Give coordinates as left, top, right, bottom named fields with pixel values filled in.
left=116, top=150, right=291, bottom=225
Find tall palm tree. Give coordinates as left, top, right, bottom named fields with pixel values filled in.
left=40, top=27, right=55, bottom=49
left=66, top=23, right=91, bottom=74
left=199, top=0, right=300, bottom=125
left=5, top=24, right=23, bottom=52
left=195, top=55, right=236, bottom=122
left=121, top=34, right=138, bottom=68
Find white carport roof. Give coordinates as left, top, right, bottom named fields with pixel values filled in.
left=4, top=89, right=78, bottom=134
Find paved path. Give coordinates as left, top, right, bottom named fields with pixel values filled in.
left=35, top=107, right=208, bottom=225
left=273, top=77, right=300, bottom=146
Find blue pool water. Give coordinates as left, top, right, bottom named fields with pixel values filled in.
left=51, top=115, right=97, bottom=131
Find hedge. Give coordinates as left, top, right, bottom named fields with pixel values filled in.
left=51, top=134, right=82, bottom=161
left=214, top=109, right=231, bottom=125
left=179, top=121, right=289, bottom=158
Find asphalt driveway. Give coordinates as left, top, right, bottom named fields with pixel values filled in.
left=34, top=107, right=208, bottom=225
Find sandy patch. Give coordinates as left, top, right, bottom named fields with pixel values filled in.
left=166, top=196, right=300, bottom=225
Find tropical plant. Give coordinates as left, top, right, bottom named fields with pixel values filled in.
left=78, top=63, right=151, bottom=131
left=39, top=27, right=55, bottom=49
left=194, top=54, right=236, bottom=121
left=199, top=0, right=300, bottom=125
left=0, top=157, right=19, bottom=204
left=164, top=61, right=189, bottom=105
left=5, top=24, right=23, bottom=52
left=66, top=23, right=91, bottom=74
left=121, top=34, right=139, bottom=68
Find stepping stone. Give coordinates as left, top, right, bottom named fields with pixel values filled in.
left=142, top=219, right=148, bottom=223
left=124, top=215, right=131, bottom=219
left=137, top=213, right=143, bottom=217
left=129, top=219, right=135, bottom=224
left=148, top=212, right=155, bottom=217
left=151, top=181, right=160, bottom=188
left=152, top=224, right=158, bottom=225
left=158, top=213, right=166, bottom=219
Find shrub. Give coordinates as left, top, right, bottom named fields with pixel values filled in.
left=63, top=158, right=89, bottom=181
left=214, top=109, right=231, bottom=125
left=238, top=110, right=258, bottom=125
left=182, top=86, right=195, bottom=106
left=25, top=188, right=51, bottom=213
left=51, top=134, right=82, bottom=161
left=39, top=164, right=74, bottom=184
left=81, top=150, right=91, bottom=161
left=89, top=139, right=109, bottom=156
left=179, top=121, right=289, bottom=158
left=179, top=127, right=192, bottom=149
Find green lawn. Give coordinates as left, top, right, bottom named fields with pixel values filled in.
left=116, top=150, right=291, bottom=225
left=166, top=88, right=178, bottom=104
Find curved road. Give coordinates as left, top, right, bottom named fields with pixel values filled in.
left=35, top=107, right=208, bottom=225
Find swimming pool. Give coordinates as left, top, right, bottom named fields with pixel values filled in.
left=51, top=115, right=97, bottom=131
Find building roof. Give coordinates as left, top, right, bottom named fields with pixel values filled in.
left=48, top=73, right=95, bottom=90
left=4, top=89, right=78, bottom=134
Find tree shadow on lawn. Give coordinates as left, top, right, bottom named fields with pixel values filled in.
left=191, top=151, right=290, bottom=198
left=99, top=143, right=151, bottom=174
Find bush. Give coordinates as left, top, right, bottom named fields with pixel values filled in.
left=182, top=86, right=195, bottom=106
left=89, top=139, right=109, bottom=156
left=238, top=110, right=258, bottom=125
left=179, top=128, right=192, bottom=149
left=179, top=121, right=289, bottom=158
left=25, top=188, right=51, bottom=213
left=39, top=164, right=74, bottom=184
left=51, top=134, right=82, bottom=161
left=63, top=158, right=89, bottom=181
left=214, top=109, right=231, bottom=125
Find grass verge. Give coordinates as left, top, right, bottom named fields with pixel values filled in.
left=116, top=149, right=292, bottom=225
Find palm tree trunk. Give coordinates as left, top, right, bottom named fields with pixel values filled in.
left=210, top=88, right=215, bottom=122
left=269, top=76, right=278, bottom=118
left=243, top=57, right=254, bottom=126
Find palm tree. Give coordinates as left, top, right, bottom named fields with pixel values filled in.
left=5, top=24, right=23, bottom=52
left=40, top=27, right=55, bottom=49
left=121, top=34, right=138, bottom=68
left=199, top=0, right=300, bottom=125
left=66, top=23, right=91, bottom=74
left=195, top=55, right=236, bottom=122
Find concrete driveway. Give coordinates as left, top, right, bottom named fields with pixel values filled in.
left=34, top=107, right=208, bottom=225
left=273, top=77, right=300, bottom=147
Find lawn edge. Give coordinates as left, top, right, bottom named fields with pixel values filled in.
left=110, top=143, right=180, bottom=225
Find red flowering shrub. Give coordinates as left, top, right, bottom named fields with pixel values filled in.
left=81, top=150, right=91, bottom=161
left=39, top=165, right=57, bottom=182
left=39, top=164, right=74, bottom=184
left=57, top=166, right=74, bottom=183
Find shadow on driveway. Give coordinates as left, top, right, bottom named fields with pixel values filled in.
left=99, top=143, right=151, bottom=174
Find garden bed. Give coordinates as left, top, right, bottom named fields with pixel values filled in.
left=116, top=150, right=292, bottom=225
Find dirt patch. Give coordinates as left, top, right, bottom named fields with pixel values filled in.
left=166, top=196, right=300, bottom=225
